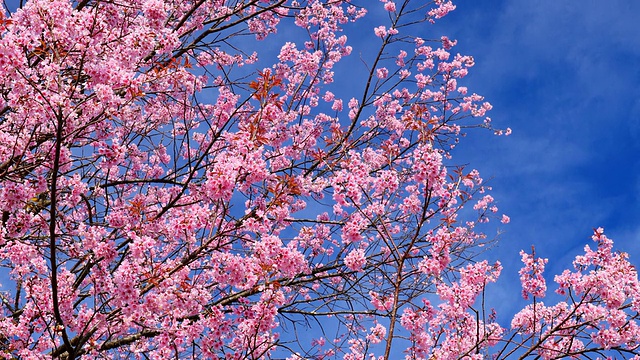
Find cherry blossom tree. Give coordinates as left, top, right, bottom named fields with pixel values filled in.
left=0, top=0, right=638, bottom=359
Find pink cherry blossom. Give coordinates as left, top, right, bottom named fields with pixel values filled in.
left=344, top=248, right=367, bottom=272
left=374, top=25, right=387, bottom=38
left=0, top=1, right=631, bottom=359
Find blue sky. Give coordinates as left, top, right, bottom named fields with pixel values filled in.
left=259, top=0, right=640, bottom=328
left=173, top=0, right=640, bottom=342
left=403, top=0, right=640, bottom=317
left=131, top=0, right=640, bottom=331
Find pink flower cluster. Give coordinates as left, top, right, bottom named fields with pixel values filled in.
left=518, top=248, right=548, bottom=300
